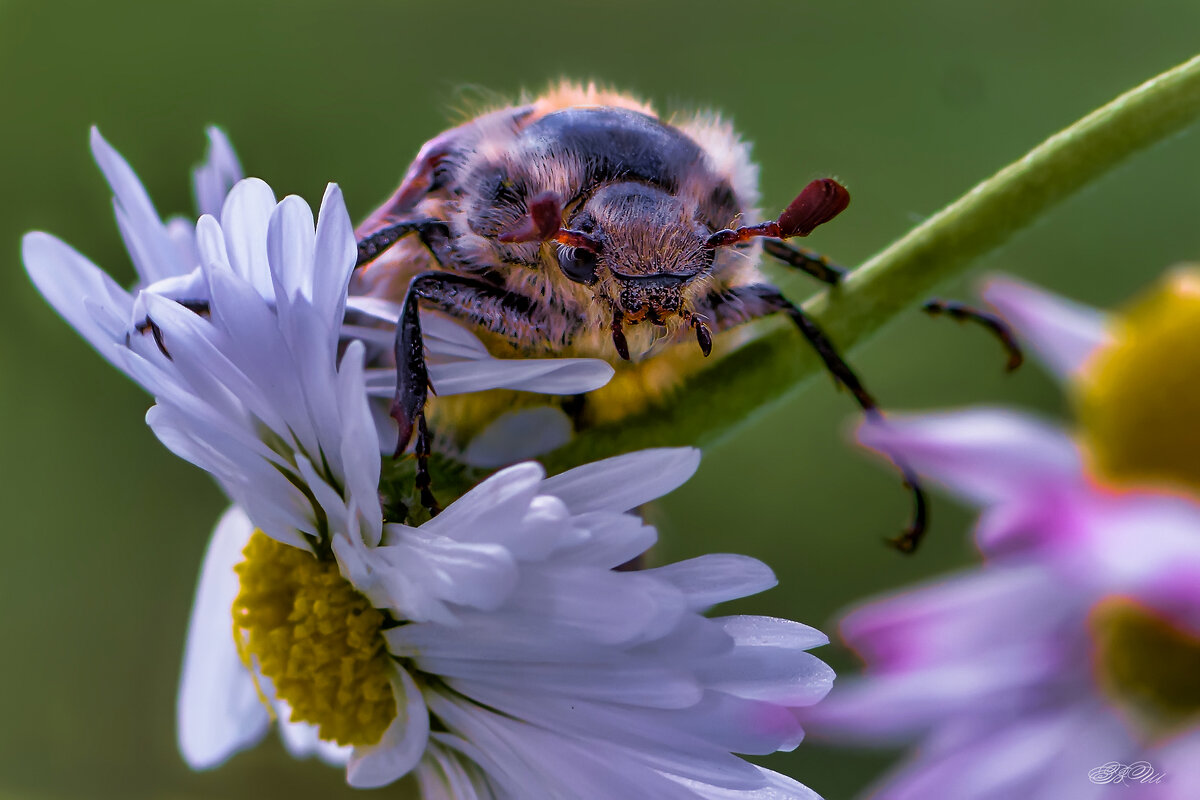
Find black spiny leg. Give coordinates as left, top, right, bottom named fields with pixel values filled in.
left=356, top=219, right=451, bottom=268
left=755, top=287, right=878, bottom=411
left=414, top=412, right=441, bottom=516
left=923, top=299, right=1024, bottom=372
left=762, top=239, right=848, bottom=286
left=132, top=299, right=212, bottom=359
left=708, top=284, right=930, bottom=553
left=562, top=393, right=589, bottom=430
left=391, top=270, right=548, bottom=512
left=355, top=217, right=454, bottom=516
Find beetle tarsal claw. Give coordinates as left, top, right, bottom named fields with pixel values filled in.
left=610, top=314, right=631, bottom=361
left=693, top=318, right=713, bottom=357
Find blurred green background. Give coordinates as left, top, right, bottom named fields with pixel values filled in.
left=3, top=1, right=1200, bottom=798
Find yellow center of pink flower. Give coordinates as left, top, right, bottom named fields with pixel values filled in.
left=233, top=531, right=396, bottom=747
left=1090, top=596, right=1200, bottom=737
left=1077, top=268, right=1200, bottom=494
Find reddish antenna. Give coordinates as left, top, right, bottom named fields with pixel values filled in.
left=497, top=191, right=604, bottom=252
left=705, top=178, right=850, bottom=249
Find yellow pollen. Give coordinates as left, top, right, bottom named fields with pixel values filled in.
left=1090, top=596, right=1200, bottom=738
left=233, top=531, right=396, bottom=747
left=1077, top=268, right=1200, bottom=494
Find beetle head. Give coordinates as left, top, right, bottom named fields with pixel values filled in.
left=498, top=185, right=711, bottom=324
left=568, top=183, right=713, bottom=325
left=497, top=178, right=849, bottom=360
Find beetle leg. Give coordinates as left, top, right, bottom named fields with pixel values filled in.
left=923, top=298, right=1024, bottom=372
left=679, top=309, right=713, bottom=356
left=610, top=308, right=631, bottom=361
left=721, top=285, right=878, bottom=410
left=762, top=239, right=847, bottom=286
left=131, top=299, right=212, bottom=358
left=414, top=411, right=441, bottom=516
left=391, top=271, right=548, bottom=454
left=706, top=283, right=929, bottom=553
left=356, top=218, right=452, bottom=269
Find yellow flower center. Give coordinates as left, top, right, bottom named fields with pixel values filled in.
left=1077, top=268, right=1200, bottom=493
left=233, top=531, right=396, bottom=747
left=1090, top=596, right=1200, bottom=738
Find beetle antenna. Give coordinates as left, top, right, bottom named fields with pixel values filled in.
left=705, top=178, right=850, bottom=249
left=496, top=191, right=608, bottom=252
left=497, top=191, right=564, bottom=243
left=555, top=229, right=604, bottom=252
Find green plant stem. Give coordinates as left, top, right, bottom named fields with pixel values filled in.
left=545, top=52, right=1200, bottom=471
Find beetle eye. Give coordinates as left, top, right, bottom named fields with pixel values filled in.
left=556, top=245, right=599, bottom=285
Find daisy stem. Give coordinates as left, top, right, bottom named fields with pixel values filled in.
left=546, top=52, right=1200, bottom=470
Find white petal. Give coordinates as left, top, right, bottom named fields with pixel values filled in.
left=422, top=313, right=489, bottom=353
left=443, top=665, right=703, bottom=709
left=346, top=667, right=430, bottom=788
left=266, top=194, right=316, bottom=313
left=295, top=453, right=350, bottom=534
left=718, top=615, right=830, bottom=651
left=145, top=405, right=313, bottom=549
left=461, top=406, right=574, bottom=468
left=501, top=567, right=687, bottom=645
left=193, top=127, right=243, bottom=218
left=429, top=357, right=614, bottom=396
left=22, top=232, right=133, bottom=367
left=421, top=463, right=545, bottom=543
left=201, top=266, right=319, bottom=453
left=386, top=617, right=613, bottom=662
left=669, top=766, right=822, bottom=800
left=337, top=341, right=383, bottom=545
left=284, top=300, right=345, bottom=460
left=312, top=183, right=357, bottom=334
left=645, top=555, right=777, bottom=610
left=139, top=290, right=294, bottom=441
left=701, top=630, right=834, bottom=706
left=220, top=178, right=277, bottom=296
left=431, top=686, right=766, bottom=791
left=551, top=512, right=657, bottom=568
left=415, top=744, right=493, bottom=800
left=141, top=267, right=206, bottom=303
left=540, top=448, right=702, bottom=513
left=177, top=507, right=270, bottom=769
left=90, top=127, right=181, bottom=284
left=660, top=691, right=808, bottom=756
left=277, top=712, right=352, bottom=766
left=165, top=216, right=200, bottom=267
left=981, top=274, right=1111, bottom=379
left=345, top=295, right=405, bottom=325
left=195, top=213, right=232, bottom=275
left=378, top=531, right=518, bottom=615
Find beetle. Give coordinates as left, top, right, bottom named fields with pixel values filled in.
left=352, top=83, right=927, bottom=550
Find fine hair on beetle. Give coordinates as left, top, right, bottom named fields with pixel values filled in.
left=350, top=81, right=931, bottom=551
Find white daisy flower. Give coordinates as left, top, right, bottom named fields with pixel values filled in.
left=28, top=163, right=834, bottom=796
left=23, top=129, right=614, bottom=431
left=190, top=451, right=835, bottom=797
left=22, top=127, right=238, bottom=373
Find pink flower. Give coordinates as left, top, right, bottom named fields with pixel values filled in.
left=802, top=276, right=1200, bottom=799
